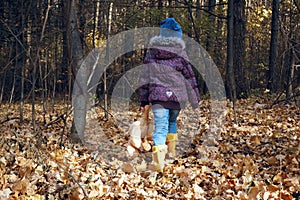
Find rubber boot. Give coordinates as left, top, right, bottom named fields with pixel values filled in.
left=148, top=145, right=167, bottom=172
left=166, top=133, right=178, bottom=158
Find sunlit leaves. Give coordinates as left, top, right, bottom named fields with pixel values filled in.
left=0, top=97, right=299, bottom=199
left=248, top=6, right=272, bottom=29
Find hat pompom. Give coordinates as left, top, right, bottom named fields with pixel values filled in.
left=160, top=18, right=182, bottom=38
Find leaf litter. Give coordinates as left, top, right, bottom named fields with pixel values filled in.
left=0, top=97, right=299, bottom=199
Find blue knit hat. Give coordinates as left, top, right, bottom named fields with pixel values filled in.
left=160, top=18, right=182, bottom=38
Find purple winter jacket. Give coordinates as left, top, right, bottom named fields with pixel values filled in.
left=139, top=36, right=200, bottom=109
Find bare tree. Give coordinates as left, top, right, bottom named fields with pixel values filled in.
left=206, top=0, right=216, bottom=52
left=268, top=0, right=279, bottom=92
left=233, top=0, right=248, bottom=98
left=226, top=0, right=237, bottom=121
left=67, top=0, right=86, bottom=143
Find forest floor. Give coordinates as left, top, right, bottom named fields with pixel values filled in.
left=0, top=95, right=299, bottom=200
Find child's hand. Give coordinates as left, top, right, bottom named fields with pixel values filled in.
left=141, top=105, right=150, bottom=113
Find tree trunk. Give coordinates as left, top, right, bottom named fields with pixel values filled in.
left=10, top=41, right=17, bottom=103
left=61, top=0, right=69, bottom=95
left=19, top=0, right=25, bottom=123
left=0, top=71, right=7, bottom=103
left=196, top=0, right=201, bottom=18
left=268, top=0, right=279, bottom=92
left=297, top=66, right=300, bottom=88
left=93, top=0, right=100, bottom=48
left=226, top=0, right=237, bottom=103
left=39, top=52, right=47, bottom=125
left=67, top=0, right=86, bottom=143
left=233, top=0, right=248, bottom=98
left=286, top=43, right=295, bottom=99
left=204, top=0, right=216, bottom=95
left=158, top=0, right=163, bottom=9
left=21, top=4, right=32, bottom=123
left=206, top=0, right=216, bottom=52
left=103, top=2, right=113, bottom=120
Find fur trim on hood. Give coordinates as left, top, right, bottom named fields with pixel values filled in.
left=149, top=36, right=186, bottom=49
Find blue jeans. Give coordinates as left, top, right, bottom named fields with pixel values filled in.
left=152, top=107, right=180, bottom=146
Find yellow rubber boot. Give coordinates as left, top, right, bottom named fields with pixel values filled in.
left=166, top=134, right=178, bottom=158
left=149, top=145, right=167, bottom=172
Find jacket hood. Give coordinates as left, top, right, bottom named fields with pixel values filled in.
left=149, top=36, right=186, bottom=49
left=148, top=36, right=186, bottom=59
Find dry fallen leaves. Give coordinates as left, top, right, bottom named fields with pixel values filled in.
left=0, top=97, right=299, bottom=199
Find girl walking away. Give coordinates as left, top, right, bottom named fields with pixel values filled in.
left=139, top=17, right=200, bottom=172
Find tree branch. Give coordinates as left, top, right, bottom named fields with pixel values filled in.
left=0, top=116, right=20, bottom=125
left=269, top=88, right=300, bottom=108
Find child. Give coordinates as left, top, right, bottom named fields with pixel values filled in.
left=139, top=17, right=200, bottom=172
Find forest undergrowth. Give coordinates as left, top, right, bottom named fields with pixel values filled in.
left=0, top=95, right=299, bottom=200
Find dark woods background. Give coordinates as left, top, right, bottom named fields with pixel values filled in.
left=0, top=0, right=299, bottom=104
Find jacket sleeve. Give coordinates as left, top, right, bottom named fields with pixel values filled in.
left=181, top=53, right=200, bottom=109
left=139, top=51, right=151, bottom=107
